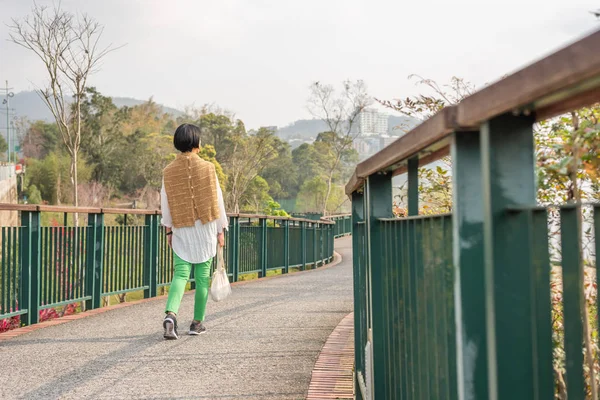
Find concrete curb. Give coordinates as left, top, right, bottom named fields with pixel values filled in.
left=0, top=249, right=344, bottom=342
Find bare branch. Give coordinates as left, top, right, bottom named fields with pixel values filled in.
left=8, top=2, right=119, bottom=213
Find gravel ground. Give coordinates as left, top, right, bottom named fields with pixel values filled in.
left=0, top=237, right=353, bottom=400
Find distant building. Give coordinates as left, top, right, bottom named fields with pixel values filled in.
left=352, top=139, right=370, bottom=154
left=359, top=109, right=388, bottom=137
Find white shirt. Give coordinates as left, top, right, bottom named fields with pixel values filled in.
left=160, top=173, right=228, bottom=264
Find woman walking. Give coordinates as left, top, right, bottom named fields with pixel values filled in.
left=160, top=123, right=228, bottom=340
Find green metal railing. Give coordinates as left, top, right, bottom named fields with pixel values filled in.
left=0, top=206, right=352, bottom=328
left=1, top=226, right=22, bottom=320
left=347, top=30, right=600, bottom=400
left=325, top=214, right=352, bottom=238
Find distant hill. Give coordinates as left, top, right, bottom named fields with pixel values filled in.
left=276, top=119, right=330, bottom=140
left=276, top=115, right=419, bottom=141
left=5, top=91, right=184, bottom=122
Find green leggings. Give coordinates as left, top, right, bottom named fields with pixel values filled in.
left=165, top=253, right=212, bottom=321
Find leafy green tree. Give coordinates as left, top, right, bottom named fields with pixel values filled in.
left=22, top=121, right=61, bottom=159
left=26, top=152, right=92, bottom=204
left=292, top=143, right=322, bottom=194
left=264, top=200, right=290, bottom=217
left=536, top=109, right=600, bottom=205
left=260, top=141, right=297, bottom=199
left=199, top=113, right=245, bottom=160
left=0, top=135, right=7, bottom=160
left=198, top=144, right=227, bottom=192
left=314, top=131, right=358, bottom=183
left=25, top=184, right=42, bottom=204
left=79, top=88, right=127, bottom=184
left=296, top=177, right=327, bottom=213
left=241, top=176, right=272, bottom=213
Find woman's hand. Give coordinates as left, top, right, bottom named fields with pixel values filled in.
left=166, top=229, right=173, bottom=248
left=217, top=232, right=225, bottom=247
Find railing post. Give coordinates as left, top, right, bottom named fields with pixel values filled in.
left=321, top=223, right=326, bottom=264
left=480, top=113, right=537, bottom=399
left=230, top=216, right=240, bottom=282
left=324, top=223, right=330, bottom=263
left=352, top=191, right=366, bottom=400
left=20, top=210, right=41, bottom=326
left=452, top=130, right=486, bottom=399
left=406, top=156, right=431, bottom=399
left=85, top=213, right=104, bottom=310
left=407, top=157, right=419, bottom=216
left=301, top=220, right=306, bottom=271
left=143, top=214, right=159, bottom=298
left=330, top=223, right=334, bottom=260
left=365, top=172, right=393, bottom=399
left=313, top=221, right=317, bottom=267
left=259, top=218, right=267, bottom=278
left=283, top=219, right=289, bottom=274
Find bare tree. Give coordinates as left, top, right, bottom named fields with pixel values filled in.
left=307, top=80, right=371, bottom=215
left=9, top=3, right=118, bottom=222
left=225, top=128, right=281, bottom=213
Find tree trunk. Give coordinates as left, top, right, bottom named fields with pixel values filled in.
left=56, top=172, right=62, bottom=205
left=321, top=153, right=343, bottom=216
left=71, top=150, right=79, bottom=226
left=322, top=172, right=334, bottom=216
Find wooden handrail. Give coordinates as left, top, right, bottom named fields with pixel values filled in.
left=345, top=28, right=600, bottom=195
left=0, top=204, right=335, bottom=225
left=322, top=214, right=351, bottom=219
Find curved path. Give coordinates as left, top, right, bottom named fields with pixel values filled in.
left=0, top=237, right=353, bottom=400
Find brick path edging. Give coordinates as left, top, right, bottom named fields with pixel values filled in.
left=306, top=312, right=355, bottom=400
left=0, top=251, right=343, bottom=342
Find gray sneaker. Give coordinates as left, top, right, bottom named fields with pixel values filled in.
left=189, top=321, right=206, bottom=335
left=163, top=314, right=178, bottom=340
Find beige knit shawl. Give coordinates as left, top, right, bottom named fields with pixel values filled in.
left=163, top=153, right=220, bottom=228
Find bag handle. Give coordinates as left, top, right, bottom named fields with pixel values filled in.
left=217, top=245, right=225, bottom=271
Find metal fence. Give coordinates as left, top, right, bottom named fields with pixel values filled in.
left=347, top=30, right=600, bottom=399
left=0, top=206, right=352, bottom=327
left=325, top=214, right=352, bottom=238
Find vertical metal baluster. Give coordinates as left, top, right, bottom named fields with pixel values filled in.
left=560, top=206, right=585, bottom=399
left=1, top=227, right=6, bottom=314
left=119, top=224, right=124, bottom=293
left=13, top=226, right=18, bottom=313
left=50, top=227, right=55, bottom=306
left=111, top=226, right=117, bottom=295
left=69, top=226, right=74, bottom=301
left=6, top=228, right=12, bottom=313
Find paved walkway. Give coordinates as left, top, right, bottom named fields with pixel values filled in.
left=0, top=237, right=353, bottom=400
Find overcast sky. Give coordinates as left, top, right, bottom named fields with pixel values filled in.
left=0, top=0, right=598, bottom=129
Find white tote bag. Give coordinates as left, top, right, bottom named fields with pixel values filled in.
left=210, top=246, right=231, bottom=302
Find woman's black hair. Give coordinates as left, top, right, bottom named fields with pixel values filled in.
left=173, top=123, right=201, bottom=153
